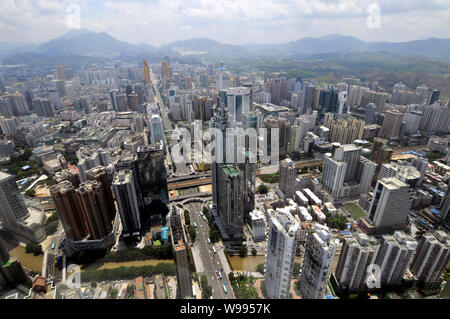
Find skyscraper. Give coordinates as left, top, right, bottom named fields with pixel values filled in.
left=299, top=224, right=337, bottom=299
left=427, top=89, right=440, bottom=105
left=409, top=230, right=450, bottom=284
left=149, top=114, right=164, bottom=144
left=215, top=62, right=230, bottom=91
left=112, top=169, right=141, bottom=238
left=440, top=183, right=450, bottom=225
left=335, top=232, right=379, bottom=292
left=380, top=110, right=404, bottom=138
left=50, top=181, right=88, bottom=241
left=76, top=180, right=113, bottom=240
left=371, top=231, right=417, bottom=286
left=226, top=87, right=251, bottom=123
left=278, top=158, right=297, bottom=198
left=264, top=209, right=300, bottom=299
left=85, top=166, right=116, bottom=223
left=32, top=98, right=55, bottom=117
left=362, top=177, right=413, bottom=234
left=334, top=144, right=362, bottom=182
left=364, top=103, right=377, bottom=124
left=169, top=206, right=192, bottom=299
left=322, top=153, right=347, bottom=199
left=143, top=60, right=151, bottom=85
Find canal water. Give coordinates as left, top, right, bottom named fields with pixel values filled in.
left=8, top=245, right=44, bottom=272
left=84, top=259, right=174, bottom=271
left=230, top=254, right=340, bottom=272
left=230, top=256, right=304, bottom=272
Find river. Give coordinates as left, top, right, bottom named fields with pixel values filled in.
left=83, top=259, right=174, bottom=271
left=230, top=254, right=340, bottom=272
left=8, top=245, right=44, bottom=273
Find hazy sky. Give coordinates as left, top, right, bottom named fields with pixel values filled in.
left=1, top=0, right=450, bottom=45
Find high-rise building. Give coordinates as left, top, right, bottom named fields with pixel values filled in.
left=0, top=238, right=9, bottom=265
left=226, top=87, right=251, bottom=123
left=380, top=110, right=404, bottom=138
left=56, top=65, right=65, bottom=81
left=418, top=102, right=450, bottom=133
left=335, top=232, right=379, bottom=291
left=169, top=206, right=192, bottom=299
left=149, top=114, right=164, bottom=144
left=278, top=158, right=297, bottom=198
left=325, top=117, right=365, bottom=145
left=264, top=209, right=300, bottom=299
left=334, top=144, right=362, bottom=182
left=409, top=230, right=450, bottom=284
left=318, top=86, right=339, bottom=116
left=299, top=224, right=337, bottom=299
left=357, top=157, right=377, bottom=194
left=440, top=183, right=450, bottom=225
left=365, top=177, right=413, bottom=233
left=32, top=98, right=55, bottom=117
left=322, top=153, right=347, bottom=199
left=112, top=169, right=141, bottom=237
left=143, top=60, right=151, bottom=85
left=85, top=166, right=116, bottom=223
left=371, top=231, right=417, bottom=286
left=76, top=180, right=113, bottom=240
left=364, top=103, right=377, bottom=124
left=3, top=93, right=29, bottom=116
left=379, top=161, right=421, bottom=188
left=402, top=110, right=422, bottom=135
left=137, top=144, right=168, bottom=206
left=215, top=62, right=230, bottom=91
left=427, top=89, right=440, bottom=105
left=50, top=181, right=88, bottom=241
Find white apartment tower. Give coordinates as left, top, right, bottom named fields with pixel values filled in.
left=264, top=209, right=300, bottom=299
left=299, top=224, right=338, bottom=299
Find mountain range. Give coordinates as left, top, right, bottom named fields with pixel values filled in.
left=1, top=30, right=450, bottom=62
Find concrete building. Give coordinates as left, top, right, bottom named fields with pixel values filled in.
left=380, top=110, right=404, bottom=139
left=264, top=209, right=300, bottom=299
left=249, top=210, right=266, bottom=242
left=299, top=224, right=337, bottom=299
left=169, top=206, right=192, bottom=299
left=322, top=153, right=347, bottom=199
left=112, top=169, right=141, bottom=238
left=335, top=232, right=380, bottom=291
left=149, top=114, right=164, bottom=144
left=226, top=87, right=251, bottom=123
left=409, top=230, right=450, bottom=284
left=371, top=231, right=417, bottom=286
left=366, top=177, right=413, bottom=233
left=50, top=181, right=88, bottom=241
left=279, top=158, right=297, bottom=198
left=32, top=98, right=55, bottom=117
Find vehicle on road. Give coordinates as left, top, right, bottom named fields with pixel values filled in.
left=217, top=269, right=223, bottom=279
left=212, top=247, right=216, bottom=254
left=193, top=221, right=197, bottom=228
left=207, top=237, right=211, bottom=244
left=223, top=283, right=228, bottom=294
left=51, top=243, right=55, bottom=250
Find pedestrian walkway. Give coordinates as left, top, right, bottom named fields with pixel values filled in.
left=216, top=243, right=232, bottom=275
left=190, top=244, right=205, bottom=273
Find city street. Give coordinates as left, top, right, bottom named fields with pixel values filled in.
left=151, top=71, right=192, bottom=177
left=185, top=202, right=235, bottom=299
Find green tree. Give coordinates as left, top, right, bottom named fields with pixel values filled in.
left=255, top=263, right=265, bottom=274
left=251, top=248, right=257, bottom=256
left=109, top=288, right=118, bottom=299
left=239, top=246, right=248, bottom=258
left=184, top=210, right=191, bottom=225
left=25, top=189, right=35, bottom=197
left=201, top=275, right=212, bottom=299
left=187, top=225, right=196, bottom=242
left=90, top=281, right=97, bottom=288
left=257, top=184, right=269, bottom=194
left=293, top=262, right=301, bottom=277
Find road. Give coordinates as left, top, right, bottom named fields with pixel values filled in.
left=151, top=71, right=191, bottom=177
left=46, top=222, right=65, bottom=283
left=185, top=202, right=234, bottom=299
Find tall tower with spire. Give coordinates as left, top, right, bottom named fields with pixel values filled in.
left=143, top=60, right=151, bottom=85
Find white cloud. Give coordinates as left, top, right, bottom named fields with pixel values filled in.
left=0, top=0, right=448, bottom=45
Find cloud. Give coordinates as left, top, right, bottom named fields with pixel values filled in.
left=0, top=0, right=448, bottom=45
